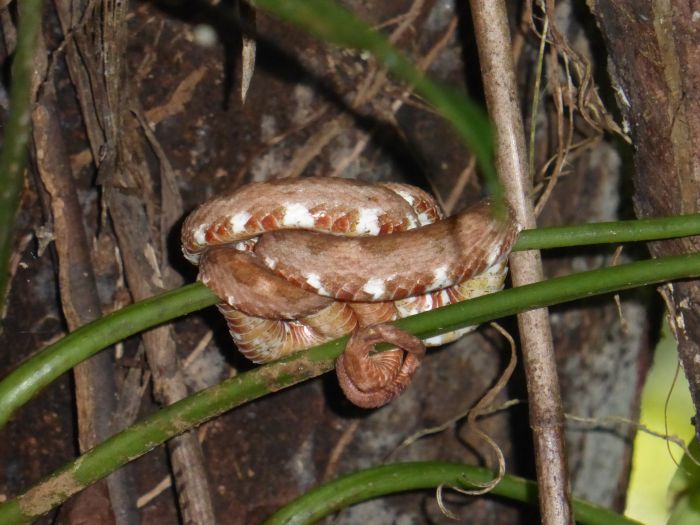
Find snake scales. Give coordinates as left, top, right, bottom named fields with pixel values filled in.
left=182, top=177, right=519, bottom=407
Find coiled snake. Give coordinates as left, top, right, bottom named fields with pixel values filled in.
left=182, top=177, right=519, bottom=407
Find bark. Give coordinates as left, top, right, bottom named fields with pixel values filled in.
left=588, top=0, right=700, bottom=443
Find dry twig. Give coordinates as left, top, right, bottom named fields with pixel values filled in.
left=468, top=1, right=572, bottom=523
left=28, top=10, right=136, bottom=523
left=52, top=1, right=217, bottom=522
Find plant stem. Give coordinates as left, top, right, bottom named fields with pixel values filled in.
left=0, top=283, right=215, bottom=428
left=513, top=213, right=700, bottom=251
left=263, top=462, right=643, bottom=525
left=1, top=215, right=699, bottom=428
left=0, top=0, right=44, bottom=309
left=2, top=251, right=700, bottom=523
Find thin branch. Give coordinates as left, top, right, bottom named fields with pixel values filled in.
left=468, top=0, right=572, bottom=522
left=30, top=37, right=134, bottom=525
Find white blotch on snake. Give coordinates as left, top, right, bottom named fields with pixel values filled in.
left=431, top=266, right=451, bottom=289
left=356, top=208, right=382, bottom=235
left=418, top=211, right=436, bottom=226
left=424, top=326, right=473, bottom=346
left=230, top=211, right=252, bottom=234
left=282, top=203, right=315, bottom=228
left=305, top=273, right=330, bottom=296
left=362, top=278, right=386, bottom=300
left=234, top=240, right=255, bottom=252
left=486, top=244, right=502, bottom=266
left=391, top=188, right=416, bottom=206
left=194, top=224, right=208, bottom=245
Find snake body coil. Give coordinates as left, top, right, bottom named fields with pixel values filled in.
left=182, top=177, right=519, bottom=407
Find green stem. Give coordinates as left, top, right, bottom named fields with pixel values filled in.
left=1, top=251, right=700, bottom=523
left=263, top=462, right=643, bottom=525
left=0, top=0, right=44, bottom=308
left=1, top=214, right=699, bottom=429
left=514, top=213, right=700, bottom=251
left=0, top=283, right=215, bottom=427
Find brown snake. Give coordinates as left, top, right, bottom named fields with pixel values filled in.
left=182, top=177, right=519, bottom=407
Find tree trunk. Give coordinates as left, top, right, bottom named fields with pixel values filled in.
left=0, top=0, right=665, bottom=522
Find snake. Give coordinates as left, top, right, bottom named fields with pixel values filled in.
left=181, top=177, right=519, bottom=407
